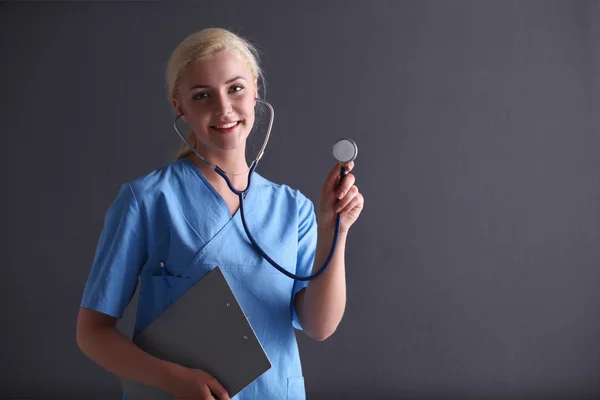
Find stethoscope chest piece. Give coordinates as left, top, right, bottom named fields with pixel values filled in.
left=333, top=138, right=358, bottom=164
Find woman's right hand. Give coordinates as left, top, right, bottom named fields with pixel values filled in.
left=167, top=364, right=231, bottom=400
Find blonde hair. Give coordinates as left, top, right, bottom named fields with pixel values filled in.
left=166, top=28, right=265, bottom=160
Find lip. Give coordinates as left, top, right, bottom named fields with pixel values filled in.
left=210, top=120, right=241, bottom=134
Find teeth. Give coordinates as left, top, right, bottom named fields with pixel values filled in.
left=215, top=122, right=237, bottom=129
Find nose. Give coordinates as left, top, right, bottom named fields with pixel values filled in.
left=214, top=92, right=233, bottom=116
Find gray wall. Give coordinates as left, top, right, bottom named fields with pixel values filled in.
left=2, top=1, right=599, bottom=399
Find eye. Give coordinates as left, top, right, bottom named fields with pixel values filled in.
left=230, top=85, right=244, bottom=93
left=192, top=92, right=209, bottom=101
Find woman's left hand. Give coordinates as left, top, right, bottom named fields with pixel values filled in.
left=318, top=161, right=364, bottom=234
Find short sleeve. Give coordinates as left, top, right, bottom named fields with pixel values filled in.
left=290, top=195, right=318, bottom=330
left=80, top=183, right=147, bottom=319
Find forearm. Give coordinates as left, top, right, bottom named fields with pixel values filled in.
left=301, top=226, right=347, bottom=340
left=77, top=325, right=182, bottom=393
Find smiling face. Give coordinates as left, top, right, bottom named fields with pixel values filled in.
left=172, top=51, right=258, bottom=156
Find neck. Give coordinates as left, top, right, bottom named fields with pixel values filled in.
left=186, top=146, right=250, bottom=191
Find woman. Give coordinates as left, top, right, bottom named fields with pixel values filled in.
left=76, top=28, right=364, bottom=400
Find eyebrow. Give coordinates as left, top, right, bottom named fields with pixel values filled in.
left=188, top=76, right=246, bottom=91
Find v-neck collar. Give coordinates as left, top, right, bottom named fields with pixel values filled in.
left=180, top=157, right=256, bottom=219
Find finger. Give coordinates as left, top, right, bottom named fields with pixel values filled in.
left=326, top=161, right=354, bottom=188
left=335, top=186, right=359, bottom=213
left=344, top=160, right=355, bottom=173
left=338, top=161, right=355, bottom=188
left=336, top=173, right=356, bottom=200
left=325, top=163, right=344, bottom=187
left=339, top=192, right=364, bottom=215
left=206, top=379, right=230, bottom=400
left=198, top=384, right=214, bottom=399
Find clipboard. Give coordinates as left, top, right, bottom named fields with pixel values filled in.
left=120, top=266, right=272, bottom=399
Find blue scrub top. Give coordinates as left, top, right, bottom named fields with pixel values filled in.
left=80, top=157, right=317, bottom=400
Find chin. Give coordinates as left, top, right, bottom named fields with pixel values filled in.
left=210, top=137, right=247, bottom=152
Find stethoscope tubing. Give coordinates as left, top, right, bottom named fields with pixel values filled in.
left=173, top=99, right=345, bottom=281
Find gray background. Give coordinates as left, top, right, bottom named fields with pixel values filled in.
left=2, top=1, right=599, bottom=399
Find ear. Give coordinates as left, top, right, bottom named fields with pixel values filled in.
left=254, top=78, right=259, bottom=99
left=171, top=97, right=188, bottom=123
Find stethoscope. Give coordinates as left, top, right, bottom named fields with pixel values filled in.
left=173, top=98, right=358, bottom=281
